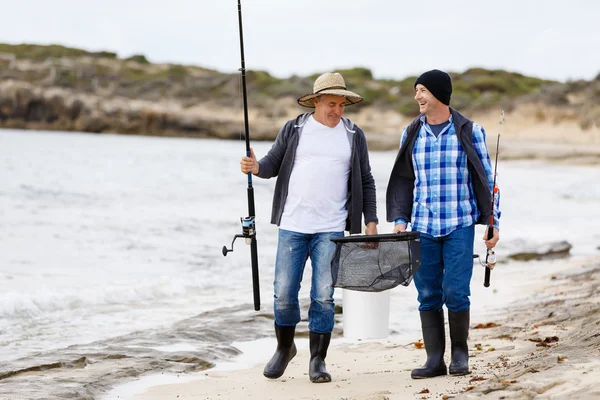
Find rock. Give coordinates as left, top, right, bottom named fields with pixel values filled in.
left=74, top=115, right=107, bottom=133
left=508, top=241, right=572, bottom=261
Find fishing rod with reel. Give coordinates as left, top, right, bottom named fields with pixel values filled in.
left=222, top=0, right=260, bottom=311
left=473, top=110, right=503, bottom=287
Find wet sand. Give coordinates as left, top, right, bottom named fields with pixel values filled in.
left=129, top=256, right=600, bottom=400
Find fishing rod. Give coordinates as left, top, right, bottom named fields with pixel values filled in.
left=221, top=0, right=260, bottom=311
left=483, top=110, right=503, bottom=288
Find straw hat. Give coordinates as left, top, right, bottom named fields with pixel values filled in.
left=297, top=72, right=363, bottom=108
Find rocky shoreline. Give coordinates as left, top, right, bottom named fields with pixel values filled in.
left=3, top=79, right=600, bottom=164
left=2, top=43, right=600, bottom=159
left=2, top=78, right=600, bottom=165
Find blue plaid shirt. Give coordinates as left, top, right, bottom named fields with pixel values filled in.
left=395, top=115, right=501, bottom=237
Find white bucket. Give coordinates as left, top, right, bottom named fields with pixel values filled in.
left=342, top=289, right=390, bottom=340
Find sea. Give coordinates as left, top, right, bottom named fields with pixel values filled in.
left=1, top=129, right=599, bottom=399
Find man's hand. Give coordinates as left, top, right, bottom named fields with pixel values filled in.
left=240, top=147, right=259, bottom=175
left=483, top=227, right=500, bottom=248
left=393, top=223, right=407, bottom=233
left=365, top=222, right=378, bottom=235
left=362, top=222, right=379, bottom=249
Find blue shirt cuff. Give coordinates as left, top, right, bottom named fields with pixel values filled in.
left=394, top=218, right=407, bottom=226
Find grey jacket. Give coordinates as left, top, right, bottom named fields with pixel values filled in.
left=257, top=113, right=378, bottom=234
left=386, top=108, right=492, bottom=225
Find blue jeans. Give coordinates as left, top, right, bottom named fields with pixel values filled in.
left=413, top=224, right=475, bottom=313
left=273, top=229, right=344, bottom=333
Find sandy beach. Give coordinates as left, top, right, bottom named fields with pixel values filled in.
left=126, top=253, right=600, bottom=400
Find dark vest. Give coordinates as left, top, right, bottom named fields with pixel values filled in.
left=386, top=108, right=492, bottom=226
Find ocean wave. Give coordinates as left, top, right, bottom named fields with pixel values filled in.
left=0, top=276, right=225, bottom=318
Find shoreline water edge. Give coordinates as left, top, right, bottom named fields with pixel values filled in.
left=116, top=253, right=600, bottom=400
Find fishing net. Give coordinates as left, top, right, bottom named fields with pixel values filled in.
left=330, top=232, right=421, bottom=292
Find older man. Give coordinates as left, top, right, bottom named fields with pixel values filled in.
left=240, top=72, right=378, bottom=383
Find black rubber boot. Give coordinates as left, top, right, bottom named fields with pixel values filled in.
left=263, top=323, right=297, bottom=379
left=448, top=309, right=471, bottom=376
left=411, top=310, right=447, bottom=379
left=309, top=332, right=332, bottom=383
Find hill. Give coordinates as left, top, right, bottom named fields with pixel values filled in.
left=1, top=43, right=600, bottom=160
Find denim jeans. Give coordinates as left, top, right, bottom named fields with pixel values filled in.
left=413, top=224, right=475, bottom=312
left=273, top=229, right=344, bottom=333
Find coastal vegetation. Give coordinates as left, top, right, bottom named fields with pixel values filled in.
left=1, top=43, right=599, bottom=147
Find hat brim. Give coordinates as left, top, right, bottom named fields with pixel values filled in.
left=297, top=89, right=363, bottom=108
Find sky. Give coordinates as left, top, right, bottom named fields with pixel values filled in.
left=2, top=0, right=599, bottom=82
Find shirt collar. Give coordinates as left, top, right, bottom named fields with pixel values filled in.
left=419, top=114, right=454, bottom=137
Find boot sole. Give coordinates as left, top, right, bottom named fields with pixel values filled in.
left=310, top=375, right=331, bottom=383
left=411, top=367, right=447, bottom=379
left=449, top=361, right=470, bottom=376
left=449, top=370, right=471, bottom=376
left=263, top=371, right=283, bottom=379
left=410, top=373, right=447, bottom=379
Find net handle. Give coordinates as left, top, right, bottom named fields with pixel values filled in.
left=330, top=231, right=420, bottom=243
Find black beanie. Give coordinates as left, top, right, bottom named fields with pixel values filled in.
left=414, top=69, right=452, bottom=106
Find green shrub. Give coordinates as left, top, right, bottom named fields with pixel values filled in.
left=397, top=100, right=419, bottom=116
left=336, top=67, right=373, bottom=81
left=90, top=51, right=117, bottom=59
left=126, top=54, right=150, bottom=64
left=246, top=70, right=280, bottom=92
left=168, top=65, right=188, bottom=80
left=470, top=76, right=509, bottom=93
left=0, top=43, right=116, bottom=60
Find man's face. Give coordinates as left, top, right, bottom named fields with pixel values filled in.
left=313, top=95, right=346, bottom=127
left=414, top=84, right=442, bottom=114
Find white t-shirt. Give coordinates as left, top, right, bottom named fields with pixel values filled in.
left=279, top=116, right=352, bottom=234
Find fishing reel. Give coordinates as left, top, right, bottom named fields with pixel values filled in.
left=473, top=248, right=496, bottom=269
left=222, top=216, right=255, bottom=256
